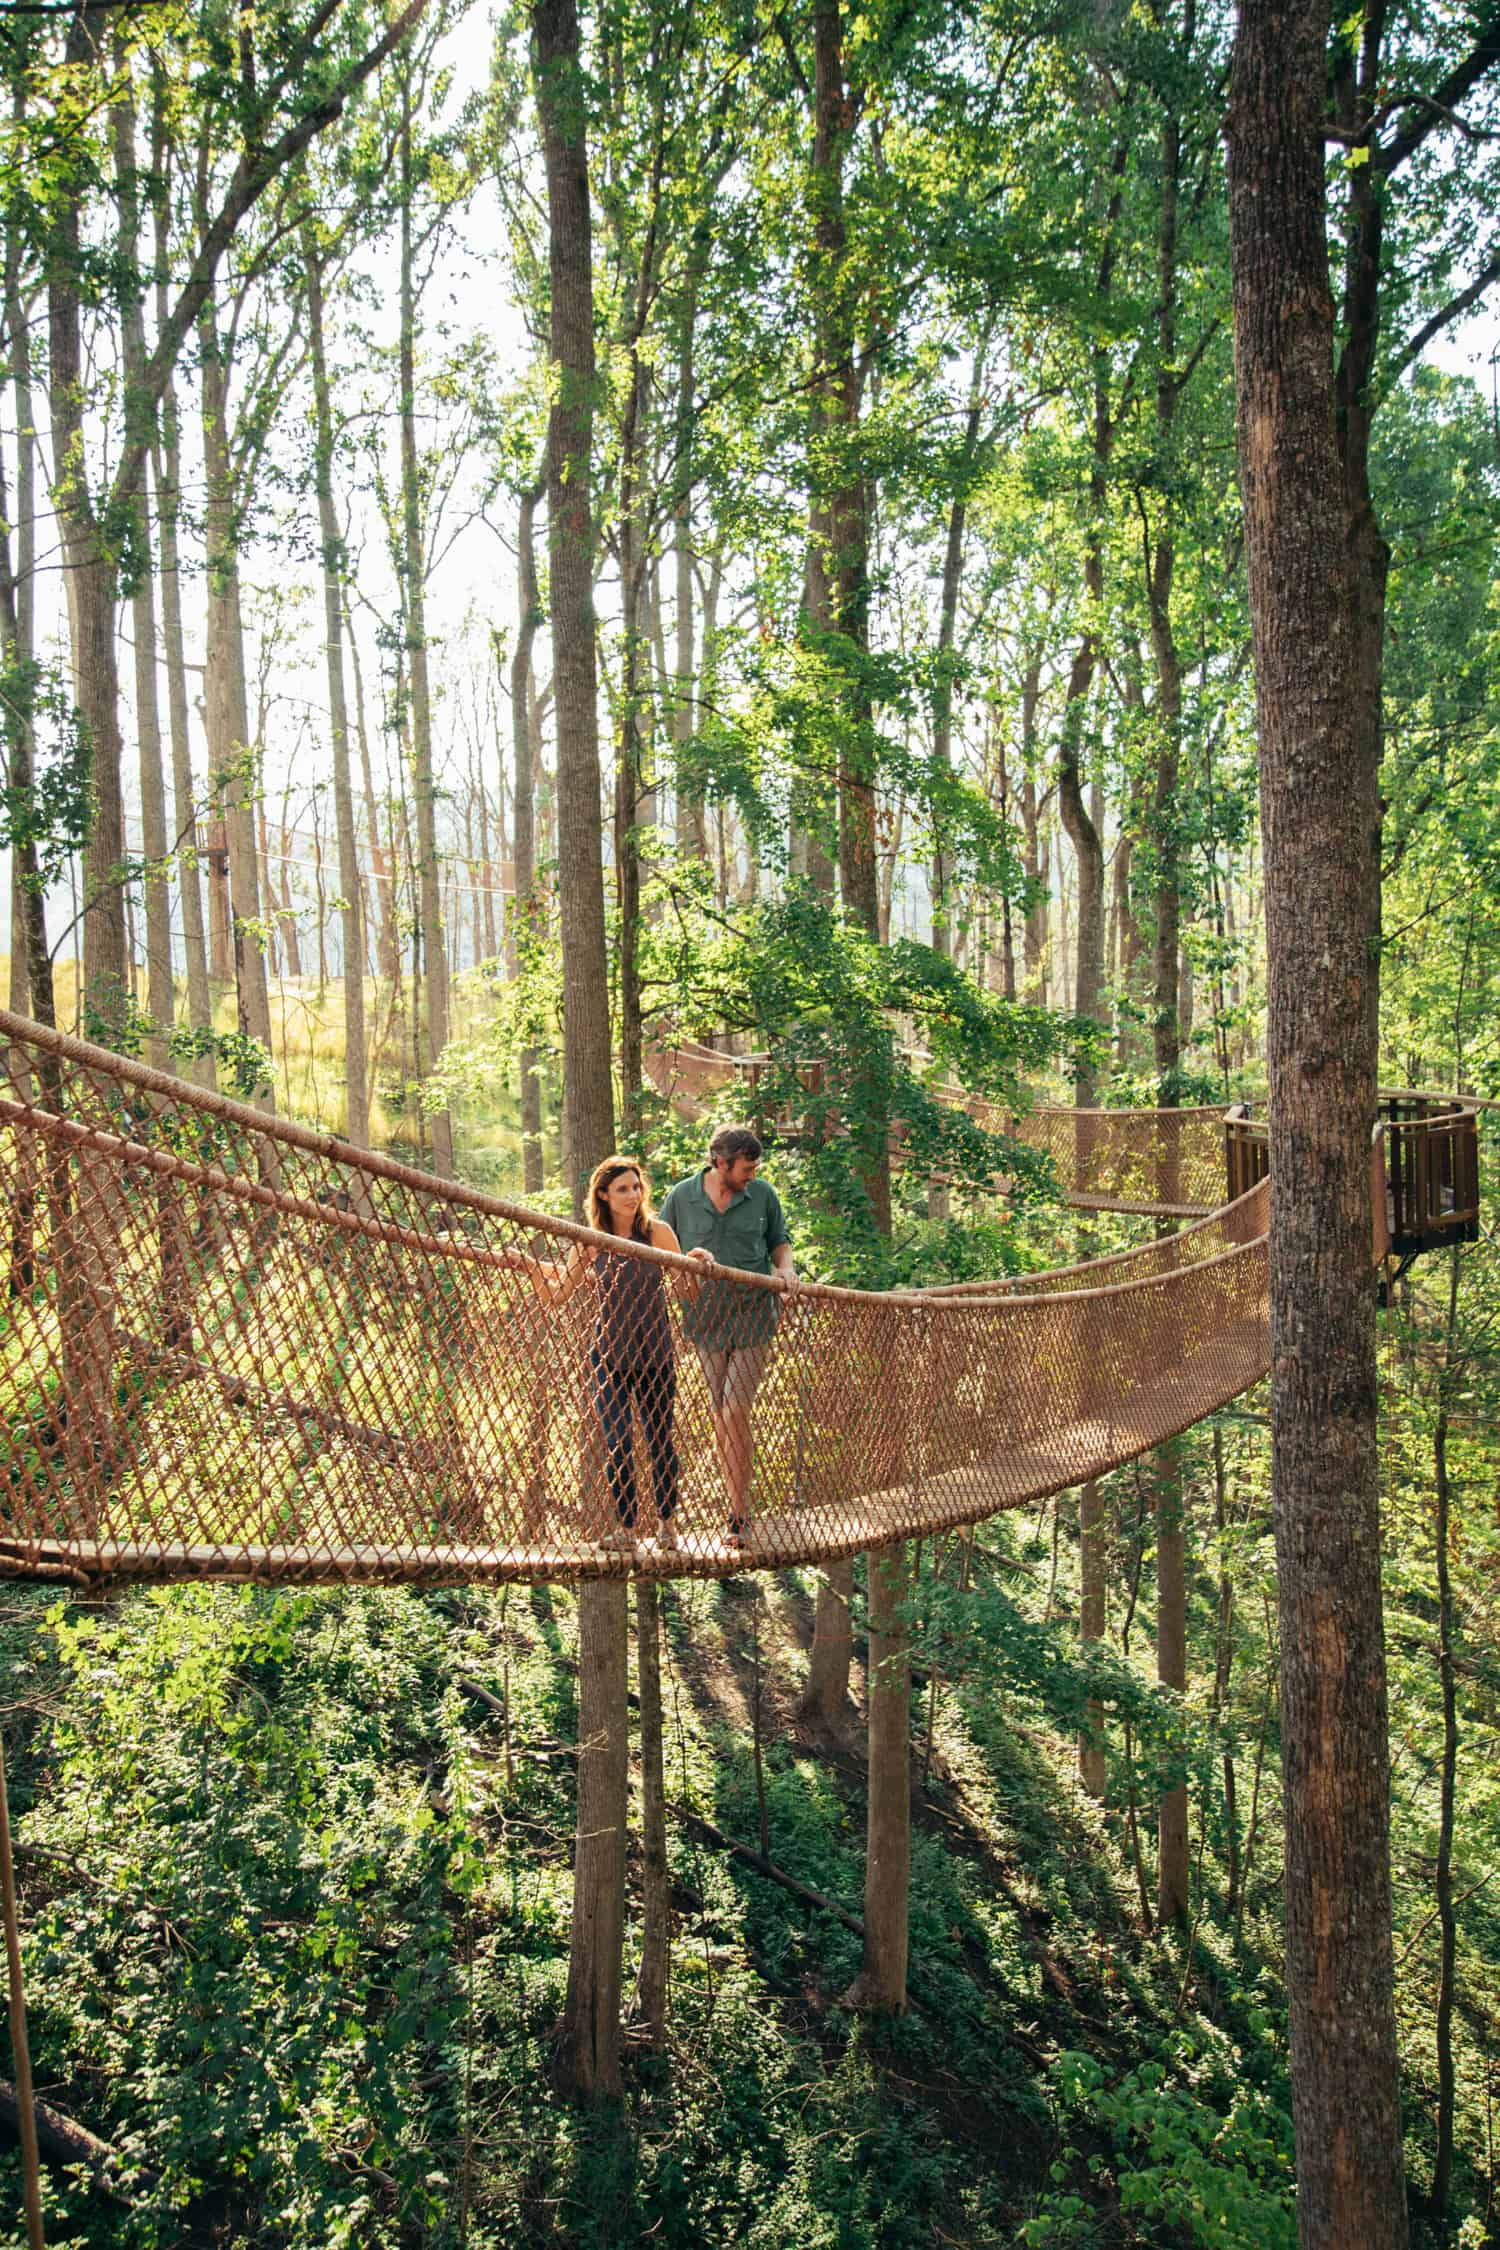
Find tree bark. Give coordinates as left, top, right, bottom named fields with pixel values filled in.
left=1226, top=8, right=1406, bottom=2241
left=1155, top=1443, right=1189, bottom=1925
left=398, top=77, right=453, bottom=1175
left=535, top=0, right=626, bottom=2107
left=672, top=284, right=706, bottom=858
left=1431, top=1252, right=1459, bottom=2215
left=558, top=1564, right=628, bottom=2101
left=113, top=54, right=173, bottom=1068
left=634, top=1580, right=670, bottom=2045
left=148, top=84, right=211, bottom=1086
left=47, top=10, right=128, bottom=1030
left=349, top=610, right=399, bottom=986
left=535, top=0, right=614, bottom=1203
left=199, top=302, right=273, bottom=1095
left=152, top=354, right=214, bottom=1080
left=305, top=226, right=368, bottom=1147
left=844, top=1542, right=910, bottom=2013
left=798, top=1558, right=855, bottom=1731
left=1077, top=1481, right=1107, bottom=1798
left=1, top=204, right=48, bottom=1033
left=931, top=348, right=989, bottom=958
left=616, top=288, right=659, bottom=1130
left=507, top=473, right=546, bottom=1195
left=1058, top=149, right=1126, bottom=1107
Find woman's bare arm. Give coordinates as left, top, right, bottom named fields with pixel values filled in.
left=506, top=1241, right=590, bottom=1307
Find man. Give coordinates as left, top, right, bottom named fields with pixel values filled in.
left=659, top=1124, right=800, bottom=1551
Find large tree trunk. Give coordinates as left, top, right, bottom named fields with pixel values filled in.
left=47, top=15, right=127, bottom=1031
left=2, top=216, right=49, bottom=1033
left=508, top=476, right=546, bottom=1194
left=1145, top=63, right=1191, bottom=1927
left=558, top=1560, right=628, bottom=2100
left=1154, top=1444, right=1189, bottom=1923
left=1430, top=1252, right=1460, bottom=2216
left=929, top=467, right=967, bottom=959
left=634, top=1581, right=670, bottom=2045
left=305, top=228, right=369, bottom=1147
left=798, top=1558, right=855, bottom=1730
left=1058, top=150, right=1126, bottom=1106
left=399, top=87, right=453, bottom=1175
left=1330, top=13, right=1393, bottom=859
left=113, top=55, right=174, bottom=1070
left=930, top=351, right=988, bottom=958
left=616, top=338, right=652, bottom=1128
left=1226, top=9, right=1406, bottom=2242
left=535, top=0, right=625, bottom=2106
left=349, top=613, right=400, bottom=987
left=1077, top=1481, right=1107, bottom=1798
left=153, top=397, right=215, bottom=1080
left=536, top=0, right=614, bottom=1199
left=844, top=1542, right=910, bottom=2012
left=672, top=289, right=706, bottom=858
left=199, top=306, right=274, bottom=1095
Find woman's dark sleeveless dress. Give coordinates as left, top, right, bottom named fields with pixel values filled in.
left=590, top=1242, right=679, bottom=1528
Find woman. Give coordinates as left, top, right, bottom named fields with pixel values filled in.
left=508, top=1158, right=690, bottom=1548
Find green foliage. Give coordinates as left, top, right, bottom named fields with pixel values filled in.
left=0, top=650, right=92, bottom=887
left=641, top=879, right=1080, bottom=1280
left=4, top=1587, right=481, bottom=2249
left=1021, top=2048, right=1295, bottom=2248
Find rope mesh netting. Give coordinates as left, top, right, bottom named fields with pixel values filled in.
left=0, top=1006, right=1283, bottom=1589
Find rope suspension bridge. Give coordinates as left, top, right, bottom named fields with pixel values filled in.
left=0, top=1007, right=1482, bottom=1592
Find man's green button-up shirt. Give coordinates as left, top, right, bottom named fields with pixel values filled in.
left=657, top=1169, right=791, bottom=1351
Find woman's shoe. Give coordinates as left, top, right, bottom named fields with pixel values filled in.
left=655, top=1515, right=679, bottom=1548
left=725, top=1518, right=755, bottom=1556
left=598, top=1525, right=637, bottom=1551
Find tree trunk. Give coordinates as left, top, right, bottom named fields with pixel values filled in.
left=1019, top=680, right=1048, bottom=1003
left=535, top=0, right=626, bottom=2108
left=931, top=351, right=989, bottom=957
left=1077, top=1481, right=1107, bottom=1798
left=1155, top=1443, right=1189, bottom=1925
left=305, top=226, right=369, bottom=1147
left=1226, top=10, right=1406, bottom=2241
left=1431, top=1252, right=1459, bottom=2215
left=672, top=286, right=706, bottom=858
left=1212, top=1427, right=1242, bottom=1924
left=399, top=85, right=453, bottom=1175
left=844, top=1542, right=910, bottom=2013
left=634, top=1580, right=670, bottom=2045
left=507, top=474, right=546, bottom=1194
left=47, top=15, right=127, bottom=1031
left=199, top=305, right=273, bottom=1095
left=153, top=358, right=214, bottom=1081
left=535, top=0, right=614, bottom=1204
left=1, top=220, right=48, bottom=1033
left=558, top=1565, right=628, bottom=2101
left=113, top=55, right=173, bottom=1068
left=616, top=334, right=653, bottom=1129
left=798, top=1558, right=855, bottom=1731
left=1057, top=150, right=1126, bottom=1107
left=349, top=612, right=399, bottom=987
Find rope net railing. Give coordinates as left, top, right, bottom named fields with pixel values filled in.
left=0, top=1008, right=1281, bottom=1590
left=647, top=1043, right=1231, bottom=1217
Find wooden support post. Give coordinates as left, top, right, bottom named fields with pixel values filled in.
left=0, top=1724, right=45, bottom=2249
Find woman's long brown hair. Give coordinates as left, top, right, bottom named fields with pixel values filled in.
left=585, top=1155, right=655, bottom=1243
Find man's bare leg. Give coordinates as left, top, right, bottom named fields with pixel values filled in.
left=718, top=1398, right=753, bottom=1538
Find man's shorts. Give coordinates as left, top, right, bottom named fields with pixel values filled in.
left=694, top=1342, right=770, bottom=1412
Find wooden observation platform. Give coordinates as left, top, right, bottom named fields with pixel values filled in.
left=1225, top=1092, right=1481, bottom=1276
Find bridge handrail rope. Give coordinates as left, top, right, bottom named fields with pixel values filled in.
left=0, top=1007, right=1478, bottom=1591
